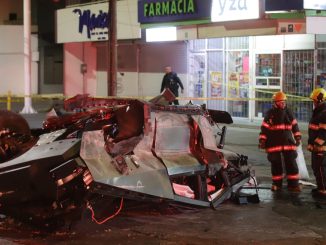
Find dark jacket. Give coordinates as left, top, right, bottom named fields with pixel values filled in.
left=259, top=106, right=301, bottom=153
left=308, top=102, right=326, bottom=152
left=160, top=72, right=184, bottom=96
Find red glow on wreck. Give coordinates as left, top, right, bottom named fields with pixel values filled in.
left=87, top=198, right=124, bottom=225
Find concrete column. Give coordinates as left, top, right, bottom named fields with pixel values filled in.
left=21, top=0, right=36, bottom=114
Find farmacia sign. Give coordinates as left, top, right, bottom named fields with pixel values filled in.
left=138, top=0, right=212, bottom=24
left=143, top=0, right=195, bottom=17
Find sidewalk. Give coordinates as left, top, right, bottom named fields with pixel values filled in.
left=232, top=117, right=309, bottom=133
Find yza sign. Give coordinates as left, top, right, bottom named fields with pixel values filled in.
left=211, top=0, right=260, bottom=22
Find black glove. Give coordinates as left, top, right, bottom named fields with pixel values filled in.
left=295, top=136, right=301, bottom=146
left=259, top=140, right=266, bottom=149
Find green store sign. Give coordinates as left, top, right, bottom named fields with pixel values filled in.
left=144, top=0, right=195, bottom=17
left=138, top=0, right=212, bottom=24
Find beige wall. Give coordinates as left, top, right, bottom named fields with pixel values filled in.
left=64, top=42, right=97, bottom=97
left=0, top=26, right=38, bottom=96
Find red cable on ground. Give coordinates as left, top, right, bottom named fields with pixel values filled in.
left=87, top=198, right=124, bottom=225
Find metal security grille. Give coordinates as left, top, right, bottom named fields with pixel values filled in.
left=317, top=43, right=326, bottom=88
left=227, top=36, right=249, bottom=50
left=283, top=50, right=314, bottom=122
left=317, top=49, right=326, bottom=72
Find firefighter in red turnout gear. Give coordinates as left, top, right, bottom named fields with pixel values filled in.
left=259, top=91, right=302, bottom=192
left=308, top=88, right=326, bottom=197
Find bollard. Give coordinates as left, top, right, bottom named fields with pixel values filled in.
left=7, top=91, right=11, bottom=111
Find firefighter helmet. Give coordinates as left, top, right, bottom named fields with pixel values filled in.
left=272, top=91, right=287, bottom=101
left=310, top=88, right=326, bottom=102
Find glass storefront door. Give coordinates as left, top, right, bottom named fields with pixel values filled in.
left=207, top=51, right=225, bottom=111
left=254, top=53, right=282, bottom=118
left=226, top=50, right=250, bottom=118
left=188, top=53, right=206, bottom=105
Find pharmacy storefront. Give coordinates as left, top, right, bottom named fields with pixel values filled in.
left=138, top=0, right=323, bottom=122
left=188, top=34, right=317, bottom=123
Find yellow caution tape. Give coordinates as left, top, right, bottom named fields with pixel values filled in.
left=0, top=90, right=312, bottom=103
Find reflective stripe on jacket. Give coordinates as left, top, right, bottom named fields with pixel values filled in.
left=259, top=107, right=301, bottom=153
left=308, top=102, right=326, bottom=153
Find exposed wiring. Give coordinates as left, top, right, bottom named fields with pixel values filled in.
left=87, top=198, right=124, bottom=225
left=250, top=175, right=259, bottom=195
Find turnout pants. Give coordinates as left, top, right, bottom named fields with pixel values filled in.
left=311, top=152, right=326, bottom=191
left=267, top=150, right=299, bottom=187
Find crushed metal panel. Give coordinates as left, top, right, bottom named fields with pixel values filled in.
left=0, top=139, right=81, bottom=205
left=192, top=115, right=219, bottom=151
left=0, top=139, right=81, bottom=170
left=36, top=129, right=67, bottom=145
left=173, top=195, right=210, bottom=208
left=158, top=154, right=205, bottom=176
left=80, top=130, right=174, bottom=199
left=219, top=148, right=241, bottom=161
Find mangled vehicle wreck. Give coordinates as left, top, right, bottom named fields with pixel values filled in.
left=0, top=91, right=254, bottom=225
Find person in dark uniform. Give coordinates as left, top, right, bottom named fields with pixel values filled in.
left=308, top=88, right=326, bottom=198
left=160, top=66, right=184, bottom=105
left=259, top=91, right=302, bottom=192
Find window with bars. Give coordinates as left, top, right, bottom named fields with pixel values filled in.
left=317, top=49, right=326, bottom=72
left=317, top=43, right=326, bottom=88
left=226, top=36, right=249, bottom=50
left=283, top=50, right=314, bottom=122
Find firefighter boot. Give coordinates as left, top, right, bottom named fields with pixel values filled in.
left=287, top=185, right=302, bottom=193
left=312, top=189, right=326, bottom=198
left=271, top=183, right=282, bottom=192
left=287, top=179, right=301, bottom=193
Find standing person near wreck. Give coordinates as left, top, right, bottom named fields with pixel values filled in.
left=308, top=88, right=326, bottom=198
left=258, top=91, right=302, bottom=192
left=160, top=66, right=184, bottom=105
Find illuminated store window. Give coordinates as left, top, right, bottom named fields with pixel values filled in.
left=190, top=39, right=206, bottom=52
left=254, top=53, right=281, bottom=118
left=208, top=38, right=223, bottom=50
left=226, top=37, right=249, bottom=118
left=208, top=50, right=225, bottom=111
left=255, top=54, right=281, bottom=87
